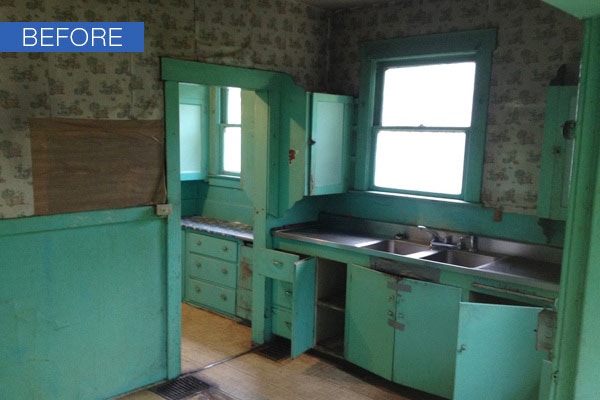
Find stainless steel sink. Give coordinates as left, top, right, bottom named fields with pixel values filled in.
left=421, top=249, right=498, bottom=268
left=361, top=239, right=431, bottom=255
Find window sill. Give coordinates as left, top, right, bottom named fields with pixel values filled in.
left=208, top=175, right=241, bottom=189
left=353, top=190, right=483, bottom=207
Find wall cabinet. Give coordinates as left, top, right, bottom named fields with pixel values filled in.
left=305, top=93, right=354, bottom=196
left=538, top=85, right=578, bottom=220
left=252, top=248, right=316, bottom=358
left=345, top=264, right=548, bottom=399
left=183, top=230, right=253, bottom=320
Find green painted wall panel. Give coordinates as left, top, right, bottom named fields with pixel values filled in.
left=0, top=213, right=168, bottom=399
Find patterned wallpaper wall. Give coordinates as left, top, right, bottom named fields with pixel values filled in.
left=327, top=0, right=584, bottom=214
left=0, top=0, right=328, bottom=219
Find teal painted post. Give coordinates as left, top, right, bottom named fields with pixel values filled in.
left=164, top=80, right=183, bottom=378
left=554, top=17, right=600, bottom=400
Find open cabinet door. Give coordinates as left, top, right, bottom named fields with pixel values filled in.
left=291, top=257, right=316, bottom=358
left=453, top=303, right=547, bottom=400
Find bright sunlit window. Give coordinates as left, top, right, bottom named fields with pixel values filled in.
left=220, top=87, right=241, bottom=175
left=360, top=29, right=497, bottom=201
left=374, top=62, right=475, bottom=195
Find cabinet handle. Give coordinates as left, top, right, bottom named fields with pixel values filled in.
left=222, top=245, right=229, bottom=252
left=196, top=240, right=202, bottom=246
left=221, top=268, right=228, bottom=275
left=220, top=293, right=227, bottom=301
left=458, top=344, right=467, bottom=353
left=272, top=260, right=284, bottom=267
left=387, top=310, right=394, bottom=317
left=195, top=262, right=202, bottom=268
left=194, top=285, right=201, bottom=293
left=284, top=321, right=292, bottom=329
left=284, top=290, right=293, bottom=296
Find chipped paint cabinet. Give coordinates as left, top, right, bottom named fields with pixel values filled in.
left=537, top=86, right=578, bottom=220
left=305, top=93, right=353, bottom=196
left=183, top=230, right=251, bottom=319
left=345, top=264, right=548, bottom=399
left=345, top=264, right=461, bottom=398
left=252, top=248, right=316, bottom=358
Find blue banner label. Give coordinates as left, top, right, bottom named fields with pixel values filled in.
left=0, top=22, right=144, bottom=52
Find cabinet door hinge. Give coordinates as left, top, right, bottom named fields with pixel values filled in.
left=536, top=309, right=557, bottom=353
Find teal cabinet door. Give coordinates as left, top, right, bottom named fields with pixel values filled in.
left=453, top=303, right=547, bottom=400
left=392, top=279, right=462, bottom=398
left=179, top=83, right=209, bottom=181
left=345, top=264, right=396, bottom=380
left=537, top=86, right=578, bottom=220
left=291, top=257, right=316, bottom=358
left=307, top=93, right=353, bottom=196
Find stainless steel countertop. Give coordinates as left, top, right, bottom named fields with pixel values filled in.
left=273, top=223, right=561, bottom=294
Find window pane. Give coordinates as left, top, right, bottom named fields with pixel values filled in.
left=226, top=87, right=241, bottom=125
left=222, top=126, right=241, bottom=174
left=373, top=130, right=466, bottom=195
left=381, top=62, right=476, bottom=127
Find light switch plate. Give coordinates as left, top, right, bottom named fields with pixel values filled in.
left=155, top=204, right=172, bottom=216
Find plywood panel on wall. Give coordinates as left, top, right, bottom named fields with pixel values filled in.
left=30, top=118, right=166, bottom=216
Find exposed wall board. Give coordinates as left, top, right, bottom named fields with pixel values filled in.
left=30, top=118, right=166, bottom=215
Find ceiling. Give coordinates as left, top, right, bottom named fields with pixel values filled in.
left=299, top=0, right=384, bottom=10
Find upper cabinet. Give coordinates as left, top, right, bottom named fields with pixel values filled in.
left=306, top=93, right=354, bottom=196
left=541, top=0, right=600, bottom=19
left=537, top=86, right=578, bottom=220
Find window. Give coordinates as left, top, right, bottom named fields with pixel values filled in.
left=357, top=29, right=496, bottom=201
left=219, top=87, right=242, bottom=176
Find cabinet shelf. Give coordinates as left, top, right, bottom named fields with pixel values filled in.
left=317, top=295, right=346, bottom=313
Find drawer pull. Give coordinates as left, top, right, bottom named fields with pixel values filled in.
left=387, top=310, right=394, bottom=317
left=284, top=321, right=292, bottom=329
left=220, top=293, right=227, bottom=301
left=196, top=240, right=202, bottom=246
left=222, top=245, right=229, bottom=252
left=194, top=285, right=201, bottom=293
left=272, top=260, right=284, bottom=267
left=195, top=262, right=202, bottom=268
left=221, top=268, right=229, bottom=275
left=284, top=290, right=293, bottom=296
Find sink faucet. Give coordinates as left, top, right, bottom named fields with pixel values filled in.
left=418, top=225, right=462, bottom=250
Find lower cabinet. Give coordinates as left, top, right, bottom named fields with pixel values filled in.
left=183, top=230, right=253, bottom=321
left=252, top=248, right=316, bottom=358
left=345, top=264, right=548, bottom=400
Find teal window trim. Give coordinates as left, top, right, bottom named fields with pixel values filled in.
left=209, top=87, right=242, bottom=179
left=355, top=29, right=497, bottom=203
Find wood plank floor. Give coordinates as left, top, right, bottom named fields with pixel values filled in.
left=118, top=303, right=441, bottom=400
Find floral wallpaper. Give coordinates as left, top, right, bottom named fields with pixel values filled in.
left=0, top=0, right=328, bottom=219
left=0, top=0, right=585, bottom=218
left=327, top=0, right=584, bottom=215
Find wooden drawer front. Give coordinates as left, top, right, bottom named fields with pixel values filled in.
left=272, top=306, right=292, bottom=340
left=186, top=278, right=236, bottom=315
left=187, top=232, right=238, bottom=262
left=256, top=249, right=303, bottom=282
left=187, top=253, right=237, bottom=288
left=272, top=280, right=293, bottom=309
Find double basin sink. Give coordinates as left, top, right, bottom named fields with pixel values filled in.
left=361, top=239, right=499, bottom=270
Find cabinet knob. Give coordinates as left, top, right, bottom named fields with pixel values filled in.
left=221, top=268, right=228, bottom=275
left=458, top=344, right=467, bottom=353
left=387, top=310, right=394, bottom=317
left=194, top=285, right=201, bottom=293
left=220, top=293, right=227, bottom=301
left=284, top=290, right=293, bottom=296
left=195, top=262, right=202, bottom=268
left=196, top=240, right=202, bottom=246
left=284, top=321, right=292, bottom=329
left=222, top=245, right=229, bottom=252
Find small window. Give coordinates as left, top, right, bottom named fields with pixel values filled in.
left=358, top=29, right=497, bottom=201
left=220, top=87, right=242, bottom=175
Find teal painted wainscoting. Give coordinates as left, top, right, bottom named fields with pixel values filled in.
left=0, top=208, right=170, bottom=399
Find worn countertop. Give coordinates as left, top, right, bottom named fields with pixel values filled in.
left=181, top=216, right=253, bottom=242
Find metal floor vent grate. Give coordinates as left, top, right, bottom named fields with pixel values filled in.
left=254, top=338, right=291, bottom=361
left=149, top=375, right=210, bottom=400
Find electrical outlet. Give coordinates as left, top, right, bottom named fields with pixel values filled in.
left=155, top=204, right=172, bottom=216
